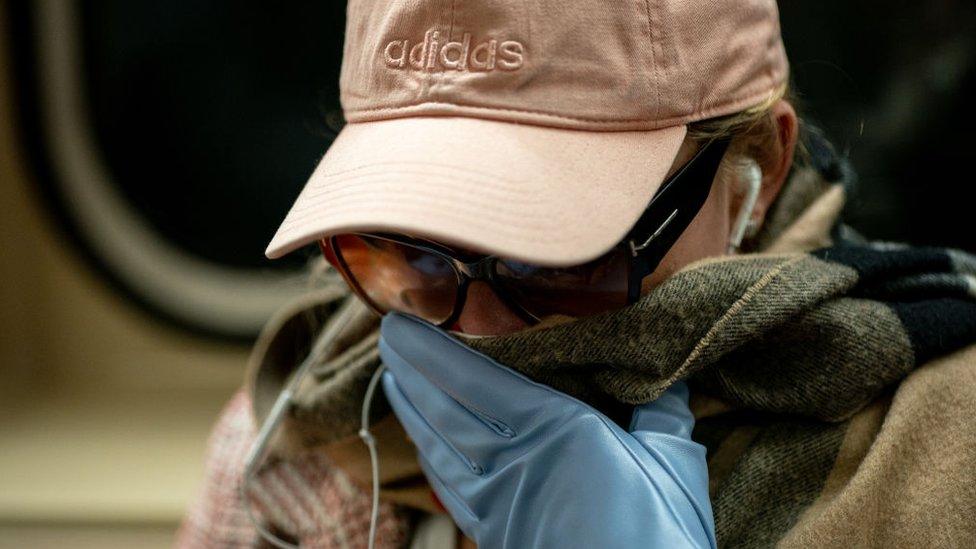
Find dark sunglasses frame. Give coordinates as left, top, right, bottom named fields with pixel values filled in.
left=323, top=232, right=548, bottom=326
left=321, top=137, right=732, bottom=327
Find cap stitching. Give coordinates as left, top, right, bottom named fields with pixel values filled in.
left=643, top=0, right=662, bottom=122
left=281, top=176, right=545, bottom=228
left=274, top=206, right=595, bottom=246
left=431, top=0, right=457, bottom=100
left=345, top=83, right=787, bottom=126
left=448, top=0, right=457, bottom=39
left=304, top=159, right=527, bottom=186
left=350, top=102, right=641, bottom=122
left=276, top=193, right=568, bottom=239
left=287, top=171, right=541, bottom=212
left=766, top=13, right=787, bottom=91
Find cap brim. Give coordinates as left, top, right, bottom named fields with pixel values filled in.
left=266, top=117, right=686, bottom=267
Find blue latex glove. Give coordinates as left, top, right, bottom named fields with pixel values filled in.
left=379, top=313, right=716, bottom=549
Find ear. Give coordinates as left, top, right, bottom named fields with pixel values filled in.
left=752, top=99, right=798, bottom=229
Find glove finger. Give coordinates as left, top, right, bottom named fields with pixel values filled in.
left=380, top=313, right=564, bottom=434
left=416, top=453, right=480, bottom=540
left=628, top=381, right=715, bottom=542
left=381, top=341, right=517, bottom=473
left=628, top=432, right=715, bottom=546
left=381, top=372, right=481, bottom=480
left=629, top=381, right=695, bottom=439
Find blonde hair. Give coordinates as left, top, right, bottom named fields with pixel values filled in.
left=687, top=83, right=806, bottom=170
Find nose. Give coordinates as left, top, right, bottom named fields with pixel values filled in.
left=454, top=281, right=529, bottom=336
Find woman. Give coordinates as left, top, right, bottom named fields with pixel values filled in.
left=180, top=0, right=976, bottom=547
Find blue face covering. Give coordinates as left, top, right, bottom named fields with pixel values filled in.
left=379, top=312, right=717, bottom=549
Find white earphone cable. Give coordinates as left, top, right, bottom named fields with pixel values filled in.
left=240, top=362, right=388, bottom=549
left=360, top=364, right=388, bottom=549
left=240, top=299, right=385, bottom=549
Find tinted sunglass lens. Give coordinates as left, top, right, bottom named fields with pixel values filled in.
left=334, top=234, right=460, bottom=325
left=494, top=249, right=630, bottom=319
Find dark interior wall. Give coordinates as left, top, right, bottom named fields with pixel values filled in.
left=77, top=1, right=347, bottom=269
left=780, top=1, right=976, bottom=250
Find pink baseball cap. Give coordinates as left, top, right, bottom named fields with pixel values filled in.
left=266, top=0, right=789, bottom=266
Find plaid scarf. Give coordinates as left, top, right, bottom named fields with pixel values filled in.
left=470, top=244, right=976, bottom=419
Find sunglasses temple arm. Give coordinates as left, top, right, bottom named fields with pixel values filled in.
left=627, top=210, right=680, bottom=303
left=625, top=139, right=732, bottom=303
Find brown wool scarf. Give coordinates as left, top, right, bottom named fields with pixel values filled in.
left=247, top=158, right=976, bottom=547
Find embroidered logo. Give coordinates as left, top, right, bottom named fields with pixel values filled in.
left=384, top=29, right=525, bottom=72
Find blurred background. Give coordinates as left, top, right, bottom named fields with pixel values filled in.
left=1, top=1, right=974, bottom=547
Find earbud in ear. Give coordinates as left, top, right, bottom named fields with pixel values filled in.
left=728, top=159, right=763, bottom=254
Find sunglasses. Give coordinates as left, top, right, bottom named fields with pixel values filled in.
left=320, top=138, right=731, bottom=327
